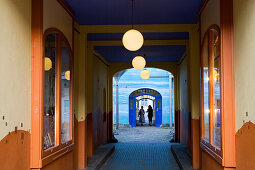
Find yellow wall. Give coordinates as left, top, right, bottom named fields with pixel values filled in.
left=234, top=0, right=255, bottom=131
left=87, top=46, right=94, bottom=114
left=200, top=0, right=220, bottom=39
left=179, top=56, right=190, bottom=145
left=43, top=0, right=73, bottom=46
left=92, top=55, right=108, bottom=148
left=0, top=0, right=31, bottom=140
left=74, top=22, right=80, bottom=121
left=188, top=27, right=200, bottom=119
left=74, top=23, right=87, bottom=122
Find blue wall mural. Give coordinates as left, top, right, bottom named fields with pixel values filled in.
left=113, top=68, right=174, bottom=126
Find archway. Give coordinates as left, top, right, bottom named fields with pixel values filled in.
left=129, top=88, right=162, bottom=127
left=112, top=67, right=175, bottom=134
left=109, top=63, right=178, bottom=129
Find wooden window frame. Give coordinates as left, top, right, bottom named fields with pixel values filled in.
left=199, top=1, right=236, bottom=168
left=31, top=0, right=74, bottom=168
left=41, top=28, right=74, bottom=166
left=31, top=27, right=74, bottom=168
left=200, top=18, right=236, bottom=169
left=200, top=25, right=223, bottom=164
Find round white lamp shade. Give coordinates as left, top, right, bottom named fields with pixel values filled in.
left=140, top=69, right=150, bottom=79
left=44, top=57, right=52, bottom=71
left=122, top=29, right=144, bottom=51
left=132, top=56, right=146, bottom=70
left=65, top=70, right=70, bottom=80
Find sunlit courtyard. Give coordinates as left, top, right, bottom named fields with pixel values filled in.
left=114, top=126, right=174, bottom=143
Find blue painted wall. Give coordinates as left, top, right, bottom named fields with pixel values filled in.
left=113, top=68, right=174, bottom=125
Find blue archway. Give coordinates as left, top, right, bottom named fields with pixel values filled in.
left=129, top=88, right=162, bottom=127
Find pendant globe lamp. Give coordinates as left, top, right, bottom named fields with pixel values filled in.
left=132, top=56, right=146, bottom=70
left=123, top=29, right=144, bottom=51
left=65, top=70, right=70, bottom=80
left=122, top=0, right=144, bottom=51
left=140, top=69, right=150, bottom=79
left=44, top=57, right=52, bottom=71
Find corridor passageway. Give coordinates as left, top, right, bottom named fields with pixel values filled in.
left=2, top=0, right=255, bottom=169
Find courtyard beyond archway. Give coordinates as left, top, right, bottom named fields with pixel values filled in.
left=114, top=126, right=174, bottom=143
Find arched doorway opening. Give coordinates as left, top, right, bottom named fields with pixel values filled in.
left=135, top=95, right=156, bottom=126
left=112, top=68, right=175, bottom=143
left=129, top=88, right=162, bottom=127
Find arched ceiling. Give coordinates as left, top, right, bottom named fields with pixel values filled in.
left=65, top=0, right=202, bottom=63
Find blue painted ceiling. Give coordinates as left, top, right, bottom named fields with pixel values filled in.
left=90, top=32, right=188, bottom=62
left=94, top=45, right=186, bottom=62
left=65, top=0, right=199, bottom=63
left=65, top=0, right=202, bottom=25
left=88, top=32, right=189, bottom=41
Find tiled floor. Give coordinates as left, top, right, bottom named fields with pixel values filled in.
left=101, top=143, right=180, bottom=170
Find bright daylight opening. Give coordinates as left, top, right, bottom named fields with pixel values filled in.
left=112, top=68, right=175, bottom=143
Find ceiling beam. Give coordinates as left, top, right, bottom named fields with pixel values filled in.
left=88, top=40, right=187, bottom=46
left=79, top=24, right=197, bottom=33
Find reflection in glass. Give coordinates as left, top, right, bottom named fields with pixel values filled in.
left=61, top=40, right=70, bottom=143
left=44, top=33, right=57, bottom=149
left=212, top=30, right=221, bottom=148
left=203, top=35, right=210, bottom=141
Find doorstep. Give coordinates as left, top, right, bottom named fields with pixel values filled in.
left=171, top=143, right=194, bottom=170
left=87, top=143, right=115, bottom=170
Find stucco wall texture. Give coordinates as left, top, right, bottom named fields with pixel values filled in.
left=234, top=0, right=255, bottom=132
left=0, top=0, right=31, bottom=141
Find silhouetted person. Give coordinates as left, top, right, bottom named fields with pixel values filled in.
left=147, top=105, right=153, bottom=126
left=138, top=106, right=145, bottom=126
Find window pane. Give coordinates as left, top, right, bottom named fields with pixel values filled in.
left=203, top=34, right=210, bottom=141
left=61, top=40, right=71, bottom=143
left=212, top=29, right=221, bottom=148
left=44, top=33, right=57, bottom=149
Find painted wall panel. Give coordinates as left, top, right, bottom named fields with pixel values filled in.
left=92, top=56, right=108, bottom=149
left=43, top=0, right=73, bottom=47
left=179, top=57, right=190, bottom=146
left=201, top=150, right=223, bottom=170
left=74, top=22, right=80, bottom=121
left=41, top=151, right=74, bottom=170
left=201, top=0, right=220, bottom=40
left=189, top=28, right=200, bottom=119
left=234, top=0, right=255, bottom=131
left=74, top=23, right=87, bottom=122
left=0, top=130, right=30, bottom=170
left=0, top=0, right=31, bottom=140
left=236, top=122, right=255, bottom=170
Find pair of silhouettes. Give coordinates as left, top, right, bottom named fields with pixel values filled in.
left=138, top=105, right=153, bottom=126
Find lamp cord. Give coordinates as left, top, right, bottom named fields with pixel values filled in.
left=132, top=0, right=134, bottom=29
